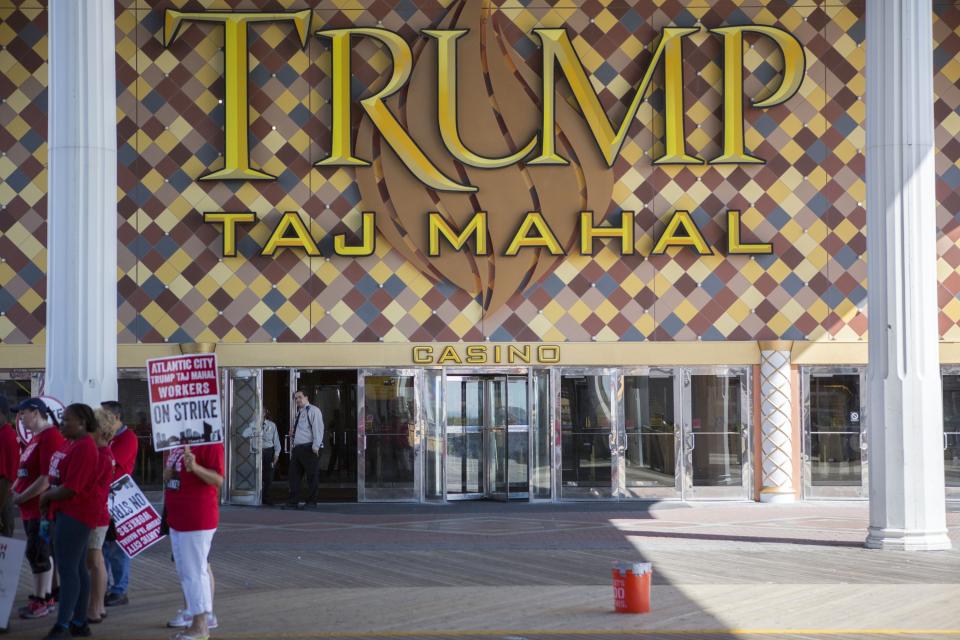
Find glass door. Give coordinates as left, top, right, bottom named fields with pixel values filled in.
left=444, top=374, right=529, bottom=501
left=225, top=368, right=262, bottom=505
left=529, top=369, right=553, bottom=501
left=358, top=369, right=421, bottom=502
left=620, top=369, right=681, bottom=499
left=296, top=370, right=358, bottom=501
left=941, top=371, right=960, bottom=500
left=802, top=368, right=867, bottom=499
left=558, top=370, right=617, bottom=499
left=505, top=376, right=530, bottom=499
left=445, top=376, right=485, bottom=499
left=681, top=368, right=751, bottom=500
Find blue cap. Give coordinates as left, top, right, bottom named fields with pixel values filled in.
left=12, top=398, right=49, bottom=414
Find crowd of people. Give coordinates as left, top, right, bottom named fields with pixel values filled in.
left=0, top=396, right=224, bottom=640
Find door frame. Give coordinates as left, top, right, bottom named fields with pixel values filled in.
left=618, top=367, right=682, bottom=500
left=441, top=367, right=530, bottom=502
left=681, top=366, right=753, bottom=500
left=801, top=366, right=868, bottom=500
left=554, top=367, right=619, bottom=501
left=357, top=368, right=423, bottom=502
left=938, top=366, right=960, bottom=501
left=223, top=368, right=263, bottom=506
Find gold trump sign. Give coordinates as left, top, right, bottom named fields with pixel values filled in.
left=164, top=9, right=803, bottom=259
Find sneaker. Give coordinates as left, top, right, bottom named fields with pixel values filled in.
left=18, top=596, right=40, bottom=617
left=68, top=622, right=92, bottom=637
left=20, top=596, right=51, bottom=619
left=40, top=624, right=71, bottom=640
left=104, top=592, right=128, bottom=606
left=166, top=610, right=218, bottom=629
left=166, top=609, right=191, bottom=629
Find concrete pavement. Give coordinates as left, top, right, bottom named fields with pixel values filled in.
left=5, top=501, right=960, bottom=640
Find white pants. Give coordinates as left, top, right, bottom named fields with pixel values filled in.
left=170, top=528, right=215, bottom=617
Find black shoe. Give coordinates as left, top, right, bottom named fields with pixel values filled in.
left=104, top=592, right=128, bottom=606
left=41, top=624, right=71, bottom=640
left=69, top=622, right=91, bottom=637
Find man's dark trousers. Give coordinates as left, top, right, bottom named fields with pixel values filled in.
left=288, top=443, right=320, bottom=504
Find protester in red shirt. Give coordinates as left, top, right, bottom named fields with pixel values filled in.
left=101, top=400, right=138, bottom=608
left=38, top=403, right=99, bottom=640
left=0, top=395, right=19, bottom=538
left=164, top=443, right=224, bottom=640
left=85, top=408, right=118, bottom=624
left=11, top=398, right=65, bottom=620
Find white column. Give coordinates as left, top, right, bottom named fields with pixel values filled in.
left=758, top=342, right=795, bottom=503
left=865, top=0, right=951, bottom=550
left=45, top=0, right=118, bottom=406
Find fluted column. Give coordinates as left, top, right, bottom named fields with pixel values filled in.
left=45, top=0, right=118, bottom=405
left=758, top=342, right=795, bottom=503
left=865, top=0, right=950, bottom=550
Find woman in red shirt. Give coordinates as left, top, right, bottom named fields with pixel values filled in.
left=11, top=398, right=65, bottom=620
left=164, top=442, right=224, bottom=640
left=38, top=403, right=99, bottom=640
left=86, top=408, right=118, bottom=624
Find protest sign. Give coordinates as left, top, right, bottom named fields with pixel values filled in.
left=147, top=353, right=223, bottom=451
left=108, top=474, right=165, bottom=558
left=0, top=536, right=26, bottom=629
left=16, top=395, right=64, bottom=446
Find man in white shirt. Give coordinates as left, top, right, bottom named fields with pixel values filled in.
left=243, top=409, right=282, bottom=505
left=287, top=390, right=324, bottom=508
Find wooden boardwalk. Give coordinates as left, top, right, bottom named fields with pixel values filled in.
left=7, top=501, right=960, bottom=640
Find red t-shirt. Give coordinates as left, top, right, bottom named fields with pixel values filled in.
left=48, top=435, right=99, bottom=528
left=13, top=426, right=66, bottom=521
left=109, top=427, right=138, bottom=480
left=0, top=423, right=19, bottom=483
left=164, top=444, right=224, bottom=532
left=94, top=445, right=116, bottom=527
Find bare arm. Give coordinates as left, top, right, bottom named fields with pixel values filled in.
left=183, top=447, right=223, bottom=488
left=14, top=475, right=49, bottom=505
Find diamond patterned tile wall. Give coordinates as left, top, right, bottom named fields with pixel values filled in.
left=1, top=1, right=959, bottom=346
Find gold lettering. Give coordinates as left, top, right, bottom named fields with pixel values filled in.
left=726, top=210, right=772, bottom=255
left=164, top=10, right=311, bottom=180
left=261, top=211, right=320, bottom=256
left=203, top=212, right=256, bottom=257
left=437, top=345, right=463, bottom=365
left=334, top=212, right=376, bottom=256
left=651, top=210, right=712, bottom=255
left=504, top=213, right=564, bottom=256
left=538, top=345, right=561, bottom=364
left=315, top=28, right=474, bottom=192
left=580, top=211, right=635, bottom=256
left=412, top=346, right=433, bottom=364
left=425, top=29, right=538, bottom=168
left=710, top=26, right=805, bottom=164
left=530, top=27, right=701, bottom=166
left=429, top=212, right=488, bottom=256
left=465, top=345, right=486, bottom=364
left=507, top=345, right=531, bottom=364
left=494, top=345, right=502, bottom=363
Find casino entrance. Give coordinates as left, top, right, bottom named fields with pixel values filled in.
left=444, top=374, right=530, bottom=500
left=222, top=366, right=751, bottom=505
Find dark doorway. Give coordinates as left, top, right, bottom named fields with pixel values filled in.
left=295, top=370, right=358, bottom=502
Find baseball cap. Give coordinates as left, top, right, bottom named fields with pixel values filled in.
left=12, top=397, right=49, bottom=414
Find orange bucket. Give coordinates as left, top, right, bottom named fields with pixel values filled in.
left=612, top=562, right=652, bottom=613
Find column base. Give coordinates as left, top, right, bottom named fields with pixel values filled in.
left=759, top=489, right=796, bottom=504
left=865, top=526, right=953, bottom=551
